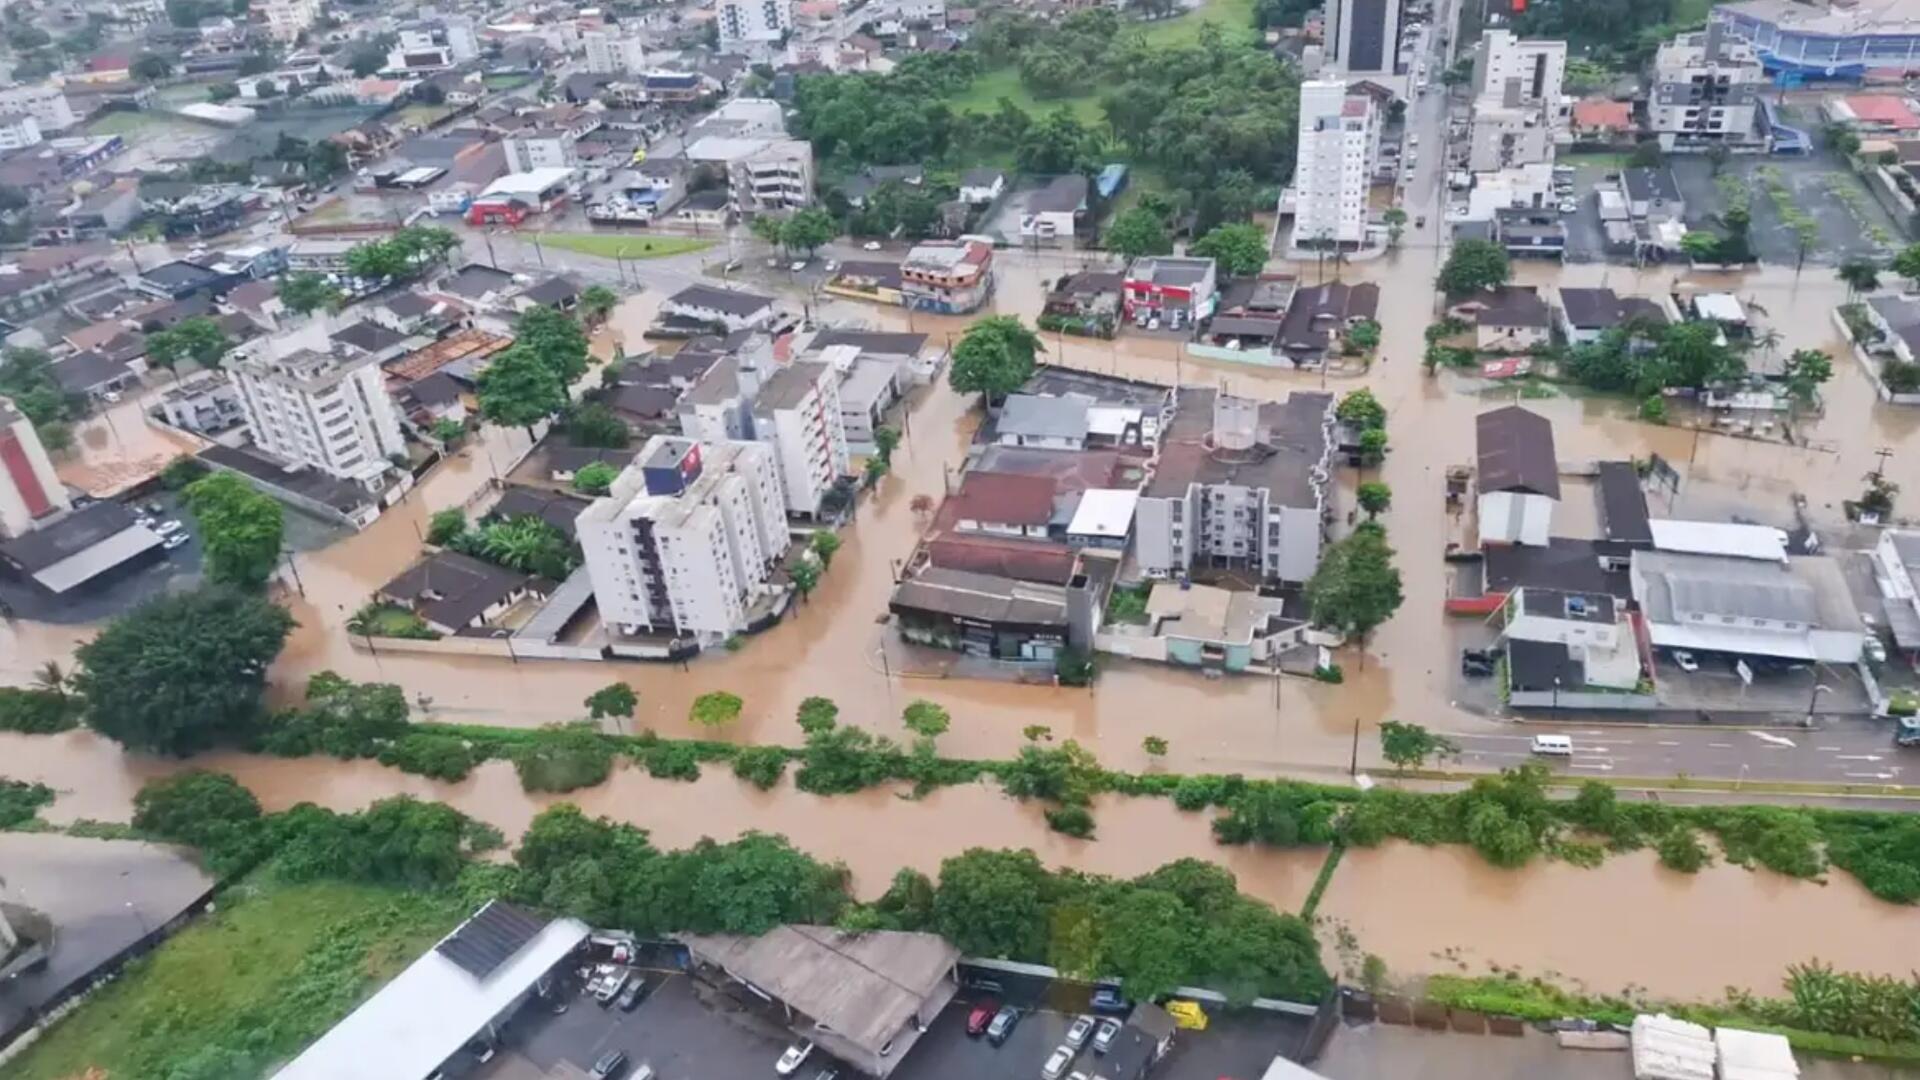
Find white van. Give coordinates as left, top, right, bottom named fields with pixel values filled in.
left=1530, top=734, right=1574, bottom=757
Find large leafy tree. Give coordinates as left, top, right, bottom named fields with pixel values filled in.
left=948, top=316, right=1043, bottom=401
left=1436, top=238, right=1511, bottom=294
left=579, top=284, right=618, bottom=325
left=1190, top=222, right=1269, bottom=277
left=1103, top=206, right=1172, bottom=259
left=780, top=208, right=838, bottom=255
left=514, top=306, right=591, bottom=385
left=1305, top=524, right=1403, bottom=641
left=933, top=847, right=1052, bottom=959
left=1016, top=107, right=1096, bottom=175
left=74, top=587, right=296, bottom=755
left=478, top=344, right=568, bottom=436
left=145, top=316, right=232, bottom=374
left=1658, top=320, right=1742, bottom=388
left=277, top=271, right=343, bottom=316
left=1837, top=257, right=1882, bottom=298
left=1379, top=721, right=1459, bottom=771
left=182, top=471, right=285, bottom=589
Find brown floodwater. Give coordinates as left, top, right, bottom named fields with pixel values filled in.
left=7, top=727, right=1911, bottom=1001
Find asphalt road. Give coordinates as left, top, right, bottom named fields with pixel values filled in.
left=1442, top=716, right=1915, bottom=785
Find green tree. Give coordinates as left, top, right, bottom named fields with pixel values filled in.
left=1783, top=348, right=1833, bottom=405
left=74, top=587, right=295, bottom=755
left=1143, top=735, right=1168, bottom=756
left=933, top=848, right=1051, bottom=958
left=427, top=508, right=467, bottom=545
left=277, top=271, right=342, bottom=315
left=796, top=696, right=839, bottom=735
left=1189, top=222, right=1269, bottom=277
left=873, top=425, right=901, bottom=464
left=1357, top=427, right=1389, bottom=467
left=579, top=284, right=618, bottom=325
left=690, top=691, right=744, bottom=729
left=572, top=461, right=617, bottom=495
left=1344, top=319, right=1381, bottom=355
left=514, top=306, right=591, bottom=385
left=1382, top=207, right=1408, bottom=248
left=182, top=472, right=285, bottom=589
left=1680, top=229, right=1724, bottom=263
left=1891, top=243, right=1920, bottom=290
left=478, top=344, right=568, bottom=436
left=131, top=51, right=171, bottom=80
left=902, top=700, right=951, bottom=739
left=585, top=682, right=638, bottom=723
left=1838, top=257, right=1882, bottom=298
left=1659, top=320, right=1741, bottom=388
left=1355, top=481, right=1391, bottom=519
left=1436, top=238, right=1510, bottom=294
left=1336, top=390, right=1387, bottom=430
left=1305, top=525, right=1403, bottom=642
left=1628, top=141, right=1664, bottom=167
left=566, top=402, right=631, bottom=449
left=1378, top=720, right=1459, bottom=771
left=1103, top=206, right=1173, bottom=258
left=131, top=770, right=264, bottom=870
left=1101, top=888, right=1197, bottom=1001
left=949, top=316, right=1043, bottom=401
left=780, top=208, right=838, bottom=255
left=810, top=530, right=841, bottom=568
left=789, top=557, right=821, bottom=601
left=750, top=214, right=785, bottom=250
left=207, top=81, right=239, bottom=103
left=471, top=515, right=575, bottom=576
left=145, top=316, right=232, bottom=374
left=1015, top=107, right=1095, bottom=174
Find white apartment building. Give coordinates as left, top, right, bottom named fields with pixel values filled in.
left=0, top=396, right=69, bottom=539
left=0, top=83, right=75, bottom=132
left=1293, top=80, right=1378, bottom=248
left=583, top=29, right=648, bottom=76
left=386, top=17, right=480, bottom=72
left=254, top=0, right=319, bottom=42
left=718, top=0, right=792, bottom=48
left=1648, top=25, right=1765, bottom=148
left=503, top=130, right=579, bottom=173
left=576, top=436, right=790, bottom=643
left=1469, top=30, right=1570, bottom=169
left=229, top=337, right=408, bottom=492
left=1326, top=0, right=1398, bottom=76
left=752, top=361, right=849, bottom=518
left=0, top=112, right=41, bottom=151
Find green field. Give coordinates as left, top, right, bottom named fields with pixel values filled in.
left=85, top=110, right=188, bottom=137
left=945, top=0, right=1258, bottom=122
left=533, top=233, right=716, bottom=259
left=10, top=875, right=464, bottom=1080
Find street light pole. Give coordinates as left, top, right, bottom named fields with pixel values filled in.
left=1348, top=715, right=1360, bottom=778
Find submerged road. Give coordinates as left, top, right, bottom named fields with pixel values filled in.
left=1445, top=717, right=1912, bottom=786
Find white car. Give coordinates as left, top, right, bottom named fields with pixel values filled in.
left=863, top=240, right=882, bottom=251
left=1065, top=1015, right=1095, bottom=1049
left=775, top=1043, right=813, bottom=1076
left=1558, top=199, right=1578, bottom=214
left=789, top=260, right=808, bottom=272
left=1866, top=638, right=1887, bottom=663
left=1092, top=1018, right=1122, bottom=1053
left=1672, top=650, right=1700, bottom=672
left=1042, top=1047, right=1074, bottom=1080
left=154, top=520, right=184, bottom=537
left=162, top=533, right=190, bottom=551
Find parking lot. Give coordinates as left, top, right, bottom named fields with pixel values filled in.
left=498, top=970, right=798, bottom=1080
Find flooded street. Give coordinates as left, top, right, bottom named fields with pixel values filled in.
left=8, top=726, right=1914, bottom=1002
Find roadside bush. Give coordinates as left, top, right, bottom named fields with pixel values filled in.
left=512, top=725, right=615, bottom=793
left=1656, top=826, right=1713, bottom=873
left=731, top=746, right=789, bottom=790
left=254, top=674, right=410, bottom=759
left=273, top=796, right=497, bottom=888
left=1698, top=806, right=1827, bottom=879
left=1046, top=804, right=1096, bottom=838
left=0, top=778, right=53, bottom=828
left=1171, top=775, right=1222, bottom=811
left=132, top=770, right=267, bottom=873
left=795, top=723, right=901, bottom=794
left=0, top=686, right=79, bottom=733
left=378, top=733, right=478, bottom=781
left=1822, top=816, right=1920, bottom=904
left=639, top=741, right=702, bottom=781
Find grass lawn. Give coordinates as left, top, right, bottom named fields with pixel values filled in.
left=85, top=110, right=183, bottom=137
left=1672, top=0, right=1713, bottom=26
left=1134, top=0, right=1259, bottom=48
left=533, top=233, right=716, bottom=259
left=484, top=72, right=536, bottom=90
left=391, top=102, right=457, bottom=128
left=9, top=874, right=465, bottom=1080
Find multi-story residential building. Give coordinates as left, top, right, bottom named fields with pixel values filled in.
left=684, top=136, right=814, bottom=213
left=385, top=17, right=480, bottom=73
left=0, top=83, right=75, bottom=132
left=717, top=0, right=792, bottom=48
left=228, top=333, right=408, bottom=492
left=0, top=395, right=69, bottom=539
left=1293, top=80, right=1378, bottom=248
left=1648, top=24, right=1765, bottom=148
left=576, top=436, right=790, bottom=643
left=1325, top=0, right=1398, bottom=75
left=900, top=240, right=993, bottom=313
left=583, top=30, right=648, bottom=75
left=1713, top=0, right=1918, bottom=83
left=253, top=0, right=318, bottom=42
left=1122, top=256, right=1219, bottom=323
left=1133, top=388, right=1335, bottom=584
left=1477, top=30, right=1569, bottom=139
left=0, top=112, right=41, bottom=151
left=752, top=360, right=849, bottom=518
left=503, top=130, right=579, bottom=173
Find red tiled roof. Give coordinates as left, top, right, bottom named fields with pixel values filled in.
left=1571, top=100, right=1631, bottom=130
left=1845, top=94, right=1920, bottom=129
left=948, top=471, right=1057, bottom=527
left=924, top=534, right=1078, bottom=585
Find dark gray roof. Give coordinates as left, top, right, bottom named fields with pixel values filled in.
left=491, top=485, right=591, bottom=541
left=1623, top=166, right=1681, bottom=202
left=200, top=443, right=371, bottom=514
left=668, top=284, right=772, bottom=318
left=1520, top=586, right=1616, bottom=623
left=141, top=260, right=222, bottom=291
left=830, top=260, right=903, bottom=288
left=890, top=565, right=1070, bottom=627
left=0, top=503, right=138, bottom=573
left=1029, top=174, right=1089, bottom=213
left=1484, top=537, right=1629, bottom=597
left=434, top=900, right=545, bottom=979
left=998, top=393, right=1090, bottom=441
left=1476, top=405, right=1559, bottom=497
left=1475, top=286, right=1552, bottom=329
left=753, top=361, right=828, bottom=413
left=51, top=349, right=132, bottom=393
left=384, top=291, right=439, bottom=319
left=1507, top=638, right=1586, bottom=691
left=409, top=371, right=463, bottom=407
left=333, top=320, right=409, bottom=355
left=960, top=167, right=1004, bottom=187
left=1559, top=287, right=1666, bottom=330
left=609, top=382, right=680, bottom=419
left=379, top=550, right=531, bottom=631
left=807, top=328, right=927, bottom=356
left=1596, top=460, right=1652, bottom=545
left=442, top=263, right=517, bottom=300
left=520, top=275, right=579, bottom=307
left=547, top=445, right=638, bottom=473
left=1277, top=282, right=1379, bottom=355
left=1144, top=388, right=1332, bottom=509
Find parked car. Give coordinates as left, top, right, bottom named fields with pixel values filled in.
left=616, top=977, right=646, bottom=1011
left=588, top=1050, right=628, bottom=1079
left=789, top=260, right=808, bottom=272
left=163, top=534, right=190, bottom=551
left=1895, top=716, right=1920, bottom=747
left=1042, top=1046, right=1074, bottom=1080
left=1089, top=985, right=1128, bottom=1014
left=595, top=970, right=629, bottom=1005
left=967, top=1000, right=1000, bottom=1036
left=1672, top=650, right=1700, bottom=672
left=863, top=240, right=882, bottom=251
left=1462, top=653, right=1495, bottom=677
left=1866, top=637, right=1888, bottom=664
left=1092, top=1018, right=1123, bottom=1054
left=1558, top=199, right=1578, bottom=214
left=814, top=1069, right=839, bottom=1080
left=1065, top=1015, right=1095, bottom=1049
left=987, top=1006, right=1021, bottom=1046
left=776, top=1042, right=814, bottom=1075
left=154, top=520, right=184, bottom=536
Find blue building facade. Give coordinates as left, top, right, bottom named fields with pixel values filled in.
left=1716, top=0, right=1920, bottom=83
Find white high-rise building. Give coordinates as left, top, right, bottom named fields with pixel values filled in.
left=1473, top=29, right=1571, bottom=152
left=0, top=83, right=76, bottom=132
left=0, top=112, right=40, bottom=151
left=583, top=29, right=648, bottom=75
left=0, top=395, right=69, bottom=539
left=254, top=0, right=319, bottom=42
left=229, top=336, right=408, bottom=492
left=751, top=361, right=849, bottom=519
left=1648, top=25, right=1765, bottom=148
left=576, top=437, right=790, bottom=643
left=717, top=0, right=792, bottom=49
left=1327, top=0, right=1398, bottom=76
left=1293, top=80, right=1378, bottom=248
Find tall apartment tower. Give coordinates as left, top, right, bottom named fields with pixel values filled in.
left=1648, top=24, right=1764, bottom=148
left=254, top=0, right=319, bottom=42
left=583, top=30, right=649, bottom=75
left=751, top=361, right=849, bottom=519
left=1327, top=0, right=1399, bottom=76
left=717, top=0, right=792, bottom=49
left=1293, top=80, right=1379, bottom=248
left=229, top=345, right=408, bottom=492
left=1475, top=29, right=1570, bottom=144
left=576, top=437, right=790, bottom=643
left=0, top=396, right=69, bottom=539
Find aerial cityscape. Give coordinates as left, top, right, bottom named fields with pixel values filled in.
left=0, top=0, right=1918, bottom=1074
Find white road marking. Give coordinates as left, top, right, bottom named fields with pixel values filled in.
left=1657, top=740, right=1681, bottom=747
left=1835, top=755, right=1884, bottom=762
left=1708, top=743, right=1734, bottom=749
left=1749, top=732, right=1798, bottom=749
left=1845, top=772, right=1897, bottom=780
left=1817, top=746, right=1843, bottom=752
left=1570, top=763, right=1615, bottom=771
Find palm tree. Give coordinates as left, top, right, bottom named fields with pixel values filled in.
left=481, top=518, right=553, bottom=572
left=1838, top=258, right=1882, bottom=299
left=579, top=285, right=618, bottom=327
left=33, top=660, right=67, bottom=699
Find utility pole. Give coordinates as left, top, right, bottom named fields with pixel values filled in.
left=1348, top=715, right=1361, bottom=777
left=1873, top=445, right=1894, bottom=479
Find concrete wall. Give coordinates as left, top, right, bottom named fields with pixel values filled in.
left=1510, top=689, right=1657, bottom=710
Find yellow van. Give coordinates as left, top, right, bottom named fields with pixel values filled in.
left=1165, top=1000, right=1209, bottom=1030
